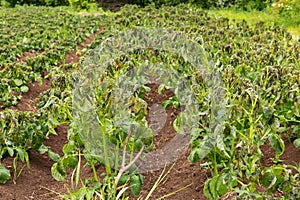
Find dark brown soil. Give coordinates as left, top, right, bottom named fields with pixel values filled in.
left=97, top=0, right=128, bottom=11
left=137, top=83, right=209, bottom=200
left=10, top=79, right=51, bottom=112
left=261, top=135, right=300, bottom=168
left=64, top=26, right=103, bottom=65
left=0, top=125, right=69, bottom=200
left=18, top=51, right=41, bottom=63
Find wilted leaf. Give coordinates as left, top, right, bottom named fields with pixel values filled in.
left=269, top=134, right=285, bottom=159
left=51, top=161, right=66, bottom=182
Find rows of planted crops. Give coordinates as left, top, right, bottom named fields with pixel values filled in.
left=0, top=4, right=300, bottom=199
left=0, top=6, right=103, bottom=107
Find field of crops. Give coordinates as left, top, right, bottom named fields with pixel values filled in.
left=0, top=4, right=300, bottom=200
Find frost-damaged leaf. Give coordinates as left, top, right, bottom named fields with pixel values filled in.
left=269, top=134, right=285, bottom=160
left=0, top=166, right=11, bottom=184
left=188, top=137, right=214, bottom=162
left=293, top=138, right=300, bottom=149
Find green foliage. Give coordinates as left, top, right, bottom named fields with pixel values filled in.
left=0, top=166, right=11, bottom=184
left=129, top=0, right=272, bottom=10
left=128, top=0, right=187, bottom=7
left=162, top=96, right=180, bottom=109
left=271, top=0, right=300, bottom=26
left=68, top=0, right=97, bottom=10
left=204, top=173, right=237, bottom=199
left=130, top=174, right=143, bottom=196
left=294, top=138, right=300, bottom=149
left=101, top=4, right=299, bottom=198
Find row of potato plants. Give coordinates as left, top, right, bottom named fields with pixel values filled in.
left=0, top=6, right=104, bottom=184
left=0, top=6, right=104, bottom=108
left=0, top=4, right=299, bottom=199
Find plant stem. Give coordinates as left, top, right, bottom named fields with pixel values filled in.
left=100, top=118, right=111, bottom=176
left=114, top=134, right=145, bottom=186
left=91, top=161, right=99, bottom=182
left=213, top=147, right=218, bottom=175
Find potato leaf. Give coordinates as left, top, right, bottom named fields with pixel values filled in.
left=48, top=149, right=61, bottom=162
left=293, top=138, right=300, bottom=149
left=51, top=161, right=66, bottom=182
left=0, top=166, right=11, bottom=184
left=269, top=134, right=285, bottom=160
left=20, top=85, right=29, bottom=93
left=130, top=174, right=142, bottom=196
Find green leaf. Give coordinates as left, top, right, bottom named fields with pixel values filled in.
left=216, top=175, right=229, bottom=196
left=38, top=144, right=49, bottom=154
left=0, top=166, right=11, bottom=184
left=162, top=99, right=172, bottom=110
left=261, top=169, right=274, bottom=187
left=204, top=176, right=219, bottom=199
left=48, top=150, right=60, bottom=162
left=143, top=86, right=151, bottom=92
left=269, top=134, right=285, bottom=160
left=16, top=148, right=25, bottom=162
left=158, top=84, right=165, bottom=94
left=172, top=100, right=179, bottom=109
left=20, top=85, right=29, bottom=93
left=7, top=147, right=14, bottom=157
left=203, top=178, right=213, bottom=199
left=62, top=156, right=78, bottom=169
left=130, top=174, right=142, bottom=196
left=293, top=138, right=300, bottom=149
left=51, top=161, right=66, bottom=182
left=24, top=151, right=30, bottom=168
left=62, top=142, right=76, bottom=154
left=188, top=148, right=200, bottom=163
left=118, top=174, right=130, bottom=186
left=13, top=79, right=23, bottom=86
left=209, top=175, right=219, bottom=199
left=173, top=113, right=184, bottom=135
